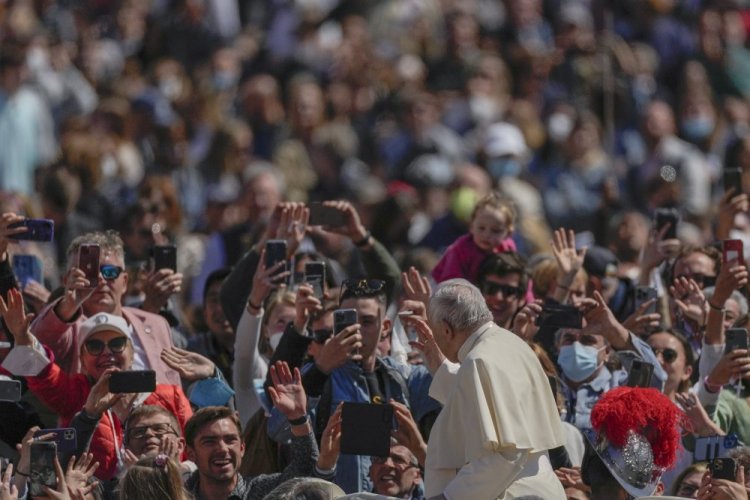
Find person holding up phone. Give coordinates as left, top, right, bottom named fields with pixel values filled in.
left=0, top=289, right=192, bottom=480
left=28, top=231, right=181, bottom=385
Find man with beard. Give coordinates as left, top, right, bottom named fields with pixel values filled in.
left=188, top=268, right=234, bottom=383
left=477, top=252, right=527, bottom=329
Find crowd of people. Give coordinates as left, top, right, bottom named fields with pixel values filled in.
left=3, top=0, right=750, bottom=498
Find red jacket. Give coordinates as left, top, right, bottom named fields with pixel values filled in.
left=26, top=358, right=192, bottom=480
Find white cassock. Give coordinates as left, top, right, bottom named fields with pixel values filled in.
left=425, top=322, right=566, bottom=500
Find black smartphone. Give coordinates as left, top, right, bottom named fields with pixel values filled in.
left=304, top=261, right=326, bottom=299
left=309, top=203, right=347, bottom=227
left=78, top=244, right=101, bottom=286
left=340, top=402, right=394, bottom=457
left=8, top=218, right=54, bottom=242
left=634, top=286, right=658, bottom=316
left=265, top=240, right=288, bottom=281
left=711, top=457, right=738, bottom=481
left=0, top=379, right=21, bottom=402
left=627, top=359, right=655, bottom=388
left=34, top=428, right=77, bottom=455
left=724, top=168, right=744, bottom=195
left=151, top=245, right=177, bottom=272
left=108, top=370, right=156, bottom=394
left=535, top=304, right=583, bottom=329
left=654, top=208, right=680, bottom=240
left=725, top=328, right=749, bottom=354
left=12, top=254, right=43, bottom=287
left=30, top=441, right=57, bottom=498
left=334, top=308, right=358, bottom=335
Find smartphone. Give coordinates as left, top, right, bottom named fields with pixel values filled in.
left=78, top=244, right=101, bottom=286
left=0, top=379, right=21, bottom=402
left=535, top=304, right=583, bottom=329
left=34, top=428, right=77, bottom=455
left=725, top=328, right=749, bottom=354
left=8, top=218, right=54, bottom=242
left=340, top=402, right=394, bottom=457
left=309, top=203, right=347, bottom=227
left=626, top=359, right=655, bottom=388
left=723, top=239, right=744, bottom=266
left=654, top=208, right=680, bottom=240
left=265, top=240, right=288, bottom=282
left=30, top=441, right=57, bottom=498
left=12, top=254, right=43, bottom=287
left=711, top=457, right=738, bottom=481
left=304, top=261, right=326, bottom=299
left=151, top=245, right=177, bottom=272
left=724, top=167, right=743, bottom=195
left=334, top=309, right=358, bottom=335
left=634, top=286, right=658, bottom=316
left=108, top=370, right=156, bottom=394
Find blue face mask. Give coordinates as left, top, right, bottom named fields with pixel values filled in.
left=558, top=341, right=603, bottom=382
left=681, top=116, right=714, bottom=141
left=488, top=157, right=521, bottom=179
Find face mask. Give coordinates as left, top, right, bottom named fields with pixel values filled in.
left=558, top=341, right=603, bottom=382
left=269, top=332, right=283, bottom=352
left=488, top=157, right=521, bottom=179
left=681, top=116, right=714, bottom=141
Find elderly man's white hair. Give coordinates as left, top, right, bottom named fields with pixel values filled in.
left=428, top=278, right=493, bottom=333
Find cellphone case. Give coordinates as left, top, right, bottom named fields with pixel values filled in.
left=8, top=219, right=54, bottom=242
left=151, top=245, right=177, bottom=271
left=340, top=402, right=394, bottom=457
left=34, top=428, right=77, bottom=454
left=0, top=379, right=22, bottom=402
left=12, top=254, right=44, bottom=287
left=109, top=370, right=156, bottom=393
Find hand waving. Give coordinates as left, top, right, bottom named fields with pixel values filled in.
left=160, top=347, right=216, bottom=382
left=0, top=288, right=34, bottom=345
left=401, top=267, right=432, bottom=309
left=268, top=361, right=307, bottom=420
left=551, top=228, right=586, bottom=281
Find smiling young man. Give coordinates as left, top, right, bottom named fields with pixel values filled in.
left=29, top=231, right=180, bottom=384
left=477, top=252, right=527, bottom=329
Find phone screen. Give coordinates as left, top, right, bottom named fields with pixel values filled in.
left=30, top=442, right=57, bottom=497
left=151, top=245, right=177, bottom=272
left=265, top=240, right=288, bottom=281
left=304, top=262, right=326, bottom=299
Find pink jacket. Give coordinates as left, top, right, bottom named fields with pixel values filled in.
left=30, top=300, right=181, bottom=385
left=432, top=234, right=517, bottom=285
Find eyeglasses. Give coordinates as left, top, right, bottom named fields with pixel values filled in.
left=127, top=423, right=177, bottom=440
left=340, top=279, right=385, bottom=301
left=312, top=329, right=332, bottom=343
left=83, top=337, right=128, bottom=356
left=652, top=347, right=679, bottom=363
left=676, top=273, right=716, bottom=288
left=100, top=264, right=124, bottom=280
left=371, top=454, right=418, bottom=468
left=481, top=281, right=523, bottom=298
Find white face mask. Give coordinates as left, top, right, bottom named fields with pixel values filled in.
left=269, top=332, right=283, bottom=352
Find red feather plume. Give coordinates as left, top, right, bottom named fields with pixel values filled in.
left=590, top=386, right=684, bottom=469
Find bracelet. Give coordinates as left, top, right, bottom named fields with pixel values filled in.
left=708, top=301, right=726, bottom=312
left=353, top=231, right=372, bottom=247
left=704, top=376, right=723, bottom=394
left=248, top=299, right=262, bottom=310
left=15, top=469, right=29, bottom=477
left=288, top=415, right=308, bottom=426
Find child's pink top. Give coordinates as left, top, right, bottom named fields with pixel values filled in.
left=431, top=233, right=517, bottom=285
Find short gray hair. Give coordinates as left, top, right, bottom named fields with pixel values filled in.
left=704, top=287, right=749, bottom=317
left=428, top=279, right=493, bottom=334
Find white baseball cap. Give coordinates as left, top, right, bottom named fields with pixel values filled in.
left=484, top=122, right=528, bottom=158
left=78, top=313, right=131, bottom=352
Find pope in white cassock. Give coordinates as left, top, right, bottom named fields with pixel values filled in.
left=419, top=279, right=566, bottom=500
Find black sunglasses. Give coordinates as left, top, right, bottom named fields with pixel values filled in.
left=84, top=337, right=128, bottom=356
left=482, top=281, right=523, bottom=297
left=652, top=347, right=678, bottom=364
left=100, top=264, right=124, bottom=280
left=312, top=329, right=333, bottom=343
left=340, top=279, right=385, bottom=302
left=676, top=274, right=716, bottom=288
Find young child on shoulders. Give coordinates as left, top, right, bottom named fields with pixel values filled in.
left=432, top=191, right=517, bottom=284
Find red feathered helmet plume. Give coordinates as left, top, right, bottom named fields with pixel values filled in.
left=588, top=386, right=685, bottom=497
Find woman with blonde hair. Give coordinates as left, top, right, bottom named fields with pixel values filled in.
left=119, top=454, right=192, bottom=500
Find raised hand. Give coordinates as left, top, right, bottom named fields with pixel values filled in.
left=551, top=228, right=586, bottom=282
left=293, top=284, right=322, bottom=333
left=64, top=453, right=99, bottom=498
left=511, top=300, right=543, bottom=340
left=0, top=288, right=34, bottom=345
left=707, top=349, right=750, bottom=387
left=315, top=324, right=362, bottom=374
left=0, top=461, right=17, bottom=500
left=82, top=368, right=125, bottom=418
left=622, top=298, right=661, bottom=337
left=580, top=291, right=632, bottom=350
left=390, top=400, right=427, bottom=467
left=0, top=212, right=27, bottom=258
left=141, top=269, right=183, bottom=314
left=56, top=266, right=97, bottom=321
left=401, top=267, right=432, bottom=309
left=675, top=392, right=725, bottom=437
left=275, top=203, right=309, bottom=257
left=409, top=318, right=446, bottom=374
left=268, top=361, right=307, bottom=420
left=711, top=264, right=749, bottom=309
left=717, top=188, right=750, bottom=240
left=670, top=277, right=707, bottom=324
left=160, top=347, right=216, bottom=382
left=639, top=223, right=681, bottom=277
left=247, top=248, right=288, bottom=311
left=317, top=201, right=368, bottom=244
left=317, top=403, right=342, bottom=470
left=42, top=455, right=73, bottom=500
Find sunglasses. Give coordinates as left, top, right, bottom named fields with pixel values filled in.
left=652, top=347, right=678, bottom=364
left=100, top=264, right=124, bottom=280
left=371, top=454, right=418, bottom=468
left=84, top=336, right=128, bottom=356
left=312, top=329, right=332, bottom=343
left=676, top=274, right=716, bottom=288
left=340, top=279, right=385, bottom=302
left=482, top=282, right=523, bottom=297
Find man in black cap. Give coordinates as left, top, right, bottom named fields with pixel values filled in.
left=583, top=246, right=637, bottom=322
